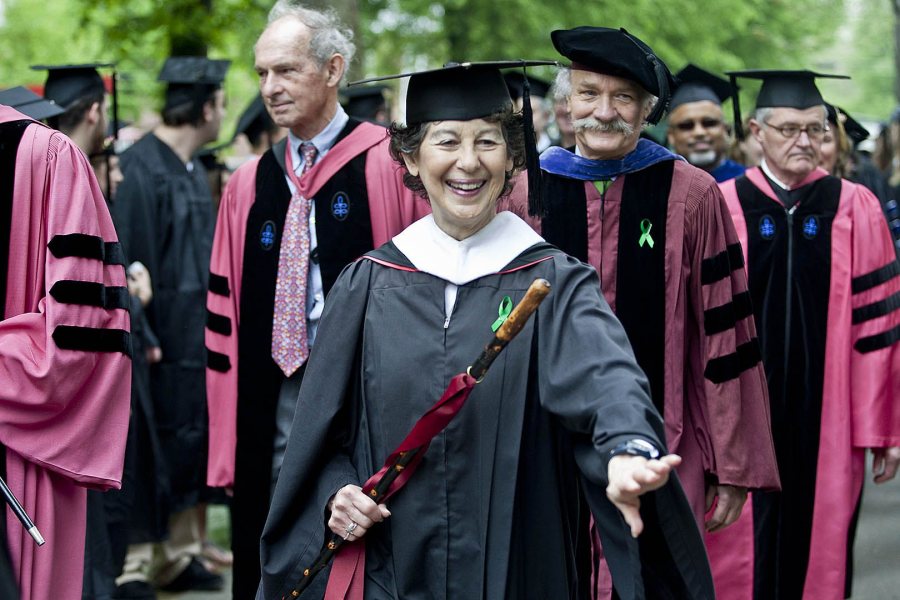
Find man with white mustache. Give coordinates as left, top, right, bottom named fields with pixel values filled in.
left=502, top=26, right=779, bottom=599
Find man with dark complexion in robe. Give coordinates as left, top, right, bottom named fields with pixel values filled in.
left=710, top=69, right=900, bottom=600
left=500, top=26, right=780, bottom=600
left=204, top=2, right=429, bottom=597
left=114, top=55, right=230, bottom=594
left=667, top=64, right=745, bottom=182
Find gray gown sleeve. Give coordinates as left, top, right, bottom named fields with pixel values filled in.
left=259, top=259, right=374, bottom=599
left=536, top=254, right=714, bottom=599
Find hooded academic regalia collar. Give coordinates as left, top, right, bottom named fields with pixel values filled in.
left=539, top=137, right=682, bottom=181
left=392, top=211, right=544, bottom=285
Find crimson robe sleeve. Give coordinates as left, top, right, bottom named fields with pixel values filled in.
left=205, top=158, right=258, bottom=488
left=846, top=182, right=900, bottom=448
left=1, top=124, right=131, bottom=489
left=684, top=178, right=779, bottom=490
left=495, top=171, right=542, bottom=233
left=363, top=136, right=431, bottom=245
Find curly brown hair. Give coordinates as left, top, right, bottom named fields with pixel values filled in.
left=388, top=108, right=527, bottom=200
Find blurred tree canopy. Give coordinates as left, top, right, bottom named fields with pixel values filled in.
left=0, top=0, right=893, bottom=139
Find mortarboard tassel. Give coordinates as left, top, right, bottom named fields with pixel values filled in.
left=729, top=74, right=744, bottom=140
left=521, top=65, right=544, bottom=217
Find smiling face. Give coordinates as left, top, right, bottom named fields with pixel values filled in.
left=254, top=17, right=343, bottom=139
left=401, top=119, right=513, bottom=240
left=750, top=105, right=827, bottom=186
left=666, top=100, right=728, bottom=169
left=567, top=70, right=651, bottom=160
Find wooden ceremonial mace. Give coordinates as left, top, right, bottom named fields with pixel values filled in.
left=289, top=278, right=552, bottom=598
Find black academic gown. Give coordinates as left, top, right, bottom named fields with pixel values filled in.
left=259, top=242, right=713, bottom=600
left=102, top=297, right=170, bottom=555
left=115, top=133, right=214, bottom=511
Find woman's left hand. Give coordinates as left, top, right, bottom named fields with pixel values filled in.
left=606, top=454, right=681, bottom=538
left=327, top=484, right=391, bottom=541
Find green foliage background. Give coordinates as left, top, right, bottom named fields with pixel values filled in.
left=0, top=0, right=894, bottom=140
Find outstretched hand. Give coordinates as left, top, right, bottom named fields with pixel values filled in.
left=327, top=485, right=391, bottom=542
left=607, top=454, right=681, bottom=538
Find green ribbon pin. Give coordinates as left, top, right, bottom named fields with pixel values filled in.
left=491, top=296, right=513, bottom=332
left=639, top=219, right=655, bottom=248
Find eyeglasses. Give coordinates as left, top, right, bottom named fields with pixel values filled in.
left=763, top=121, right=828, bottom=141
left=672, top=117, right=723, bottom=131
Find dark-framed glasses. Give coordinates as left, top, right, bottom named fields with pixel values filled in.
left=673, top=117, right=723, bottom=131
left=763, top=121, right=828, bottom=141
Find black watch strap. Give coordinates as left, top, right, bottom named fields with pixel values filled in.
left=609, top=438, right=660, bottom=460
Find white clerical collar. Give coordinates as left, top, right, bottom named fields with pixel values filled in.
left=760, top=160, right=791, bottom=190
left=288, top=104, right=350, bottom=171
left=393, top=211, right=544, bottom=285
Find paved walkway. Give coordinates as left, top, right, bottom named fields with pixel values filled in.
left=850, top=471, right=900, bottom=599
left=160, top=473, right=900, bottom=599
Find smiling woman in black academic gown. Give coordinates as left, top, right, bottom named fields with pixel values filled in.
left=258, top=62, right=713, bottom=600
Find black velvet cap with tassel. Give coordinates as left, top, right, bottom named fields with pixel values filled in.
left=551, top=26, right=675, bottom=125
left=352, top=60, right=556, bottom=217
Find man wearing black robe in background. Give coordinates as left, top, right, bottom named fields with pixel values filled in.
left=114, top=56, right=230, bottom=594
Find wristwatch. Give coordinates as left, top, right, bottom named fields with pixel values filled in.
left=609, top=439, right=660, bottom=460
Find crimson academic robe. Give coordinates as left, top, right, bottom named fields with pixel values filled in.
left=710, top=167, right=900, bottom=600
left=505, top=157, right=780, bottom=521
left=259, top=235, right=714, bottom=600
left=0, top=106, right=131, bottom=600
left=205, top=119, right=429, bottom=598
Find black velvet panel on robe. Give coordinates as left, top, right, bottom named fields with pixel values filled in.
left=734, top=174, right=840, bottom=600
left=258, top=243, right=713, bottom=600
left=540, top=172, right=590, bottom=261
left=613, top=162, right=672, bottom=414
left=0, top=118, right=29, bottom=600
left=539, top=162, right=675, bottom=419
left=233, top=119, right=377, bottom=600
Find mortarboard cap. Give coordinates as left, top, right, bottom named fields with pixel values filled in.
left=0, top=86, right=65, bottom=121
left=158, top=56, right=230, bottom=111
left=158, top=56, right=230, bottom=85
left=550, top=26, right=675, bottom=124
left=504, top=72, right=551, bottom=101
left=670, top=64, right=733, bottom=111
left=340, top=85, right=389, bottom=122
left=354, top=60, right=555, bottom=124
left=353, top=60, right=556, bottom=217
left=726, top=69, right=849, bottom=139
left=234, top=95, right=274, bottom=141
left=826, top=103, right=870, bottom=147
left=31, top=63, right=111, bottom=109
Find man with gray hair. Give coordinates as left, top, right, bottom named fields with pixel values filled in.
left=503, top=26, right=779, bottom=599
left=711, top=69, right=900, bottom=600
left=204, top=2, right=429, bottom=597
